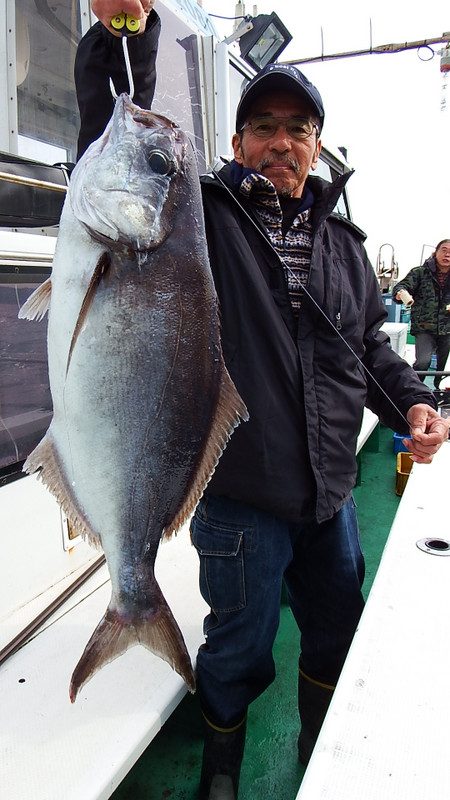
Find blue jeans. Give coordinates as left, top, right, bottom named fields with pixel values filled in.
left=190, top=494, right=365, bottom=727
left=413, top=332, right=450, bottom=388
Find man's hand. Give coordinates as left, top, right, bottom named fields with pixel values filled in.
left=91, top=0, right=155, bottom=36
left=404, top=404, right=449, bottom=463
left=395, top=289, right=414, bottom=306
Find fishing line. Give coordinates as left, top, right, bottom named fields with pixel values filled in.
left=211, top=168, right=410, bottom=428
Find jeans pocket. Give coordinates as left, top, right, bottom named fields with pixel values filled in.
left=191, top=517, right=246, bottom=612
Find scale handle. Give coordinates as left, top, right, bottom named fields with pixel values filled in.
left=110, top=12, right=140, bottom=35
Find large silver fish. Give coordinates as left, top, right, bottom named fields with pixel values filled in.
left=19, top=94, right=248, bottom=701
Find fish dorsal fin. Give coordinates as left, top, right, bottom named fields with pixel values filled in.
left=18, top=277, right=52, bottom=321
left=163, top=364, right=249, bottom=539
left=67, top=251, right=111, bottom=376
left=24, top=434, right=102, bottom=550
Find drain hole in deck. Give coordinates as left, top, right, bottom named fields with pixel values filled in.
left=416, top=538, right=450, bottom=555
left=425, top=539, right=450, bottom=551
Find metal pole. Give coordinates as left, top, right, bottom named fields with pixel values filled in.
left=0, top=554, right=106, bottom=667
left=281, top=33, right=450, bottom=66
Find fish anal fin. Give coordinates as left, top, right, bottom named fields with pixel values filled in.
left=67, top=251, right=111, bottom=375
left=69, top=592, right=195, bottom=702
left=163, top=364, right=249, bottom=538
left=24, top=434, right=102, bottom=549
left=18, top=277, right=52, bottom=321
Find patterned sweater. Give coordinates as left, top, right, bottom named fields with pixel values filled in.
left=239, top=172, right=313, bottom=317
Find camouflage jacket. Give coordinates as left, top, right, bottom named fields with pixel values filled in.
left=393, top=256, right=450, bottom=336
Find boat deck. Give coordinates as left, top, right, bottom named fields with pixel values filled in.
left=298, top=440, right=450, bottom=800
left=0, top=532, right=207, bottom=800
left=2, top=379, right=448, bottom=798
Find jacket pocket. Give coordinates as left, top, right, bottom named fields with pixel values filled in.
left=191, top=519, right=246, bottom=612
left=331, top=258, right=361, bottom=333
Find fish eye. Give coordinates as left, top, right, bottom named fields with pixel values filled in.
left=147, top=149, right=174, bottom=176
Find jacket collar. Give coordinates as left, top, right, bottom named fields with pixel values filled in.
left=423, top=255, right=436, bottom=273
left=205, top=160, right=353, bottom=231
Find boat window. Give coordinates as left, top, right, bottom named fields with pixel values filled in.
left=15, top=0, right=82, bottom=164
left=314, top=159, right=333, bottom=182
left=0, top=267, right=52, bottom=475
left=314, top=157, right=349, bottom=218
left=332, top=193, right=349, bottom=218
left=152, top=3, right=206, bottom=172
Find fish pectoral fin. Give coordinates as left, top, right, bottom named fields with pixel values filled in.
left=66, top=250, right=111, bottom=375
left=24, top=432, right=102, bottom=549
left=70, top=590, right=195, bottom=702
left=164, top=364, right=249, bottom=538
left=18, top=277, right=52, bottom=320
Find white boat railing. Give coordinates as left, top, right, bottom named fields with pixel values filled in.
left=296, top=438, right=450, bottom=800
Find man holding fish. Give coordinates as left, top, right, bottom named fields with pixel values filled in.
left=73, top=3, right=449, bottom=798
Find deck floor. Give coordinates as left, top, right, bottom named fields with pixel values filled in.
left=110, top=424, right=400, bottom=800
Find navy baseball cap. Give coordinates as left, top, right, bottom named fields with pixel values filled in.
left=235, top=63, right=325, bottom=133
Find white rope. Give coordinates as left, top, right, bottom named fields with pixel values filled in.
left=109, top=35, right=135, bottom=101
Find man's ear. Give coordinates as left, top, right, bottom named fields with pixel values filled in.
left=232, top=133, right=244, bottom=164
left=310, top=139, right=322, bottom=171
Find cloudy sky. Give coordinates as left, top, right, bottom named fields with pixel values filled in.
left=201, top=0, right=450, bottom=276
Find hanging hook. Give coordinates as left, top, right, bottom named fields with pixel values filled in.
left=109, top=13, right=138, bottom=100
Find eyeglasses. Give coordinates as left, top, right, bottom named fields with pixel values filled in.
left=241, top=115, right=319, bottom=141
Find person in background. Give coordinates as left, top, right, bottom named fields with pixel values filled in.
left=393, top=240, right=450, bottom=389
left=75, top=3, right=450, bottom=798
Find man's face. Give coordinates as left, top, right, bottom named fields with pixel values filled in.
left=435, top=243, right=450, bottom=271
left=232, top=91, right=322, bottom=198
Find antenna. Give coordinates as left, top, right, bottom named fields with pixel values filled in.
left=440, top=43, right=450, bottom=111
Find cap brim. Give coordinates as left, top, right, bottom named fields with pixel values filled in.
left=236, top=73, right=323, bottom=132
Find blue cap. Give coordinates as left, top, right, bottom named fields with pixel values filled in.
left=235, top=63, right=325, bottom=133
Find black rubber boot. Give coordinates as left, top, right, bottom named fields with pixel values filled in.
left=198, top=714, right=247, bottom=800
left=297, top=668, right=335, bottom=766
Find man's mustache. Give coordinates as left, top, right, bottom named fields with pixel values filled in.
left=258, top=157, right=300, bottom=173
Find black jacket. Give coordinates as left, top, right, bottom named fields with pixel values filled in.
left=74, top=13, right=161, bottom=160
left=200, top=165, right=435, bottom=522
left=74, top=15, right=436, bottom=524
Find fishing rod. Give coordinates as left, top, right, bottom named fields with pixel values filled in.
left=211, top=168, right=411, bottom=428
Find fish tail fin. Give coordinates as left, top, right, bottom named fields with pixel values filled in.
left=136, top=593, right=196, bottom=693
left=69, top=592, right=195, bottom=702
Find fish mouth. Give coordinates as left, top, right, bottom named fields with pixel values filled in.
left=111, top=93, right=140, bottom=140
left=112, top=93, right=180, bottom=148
